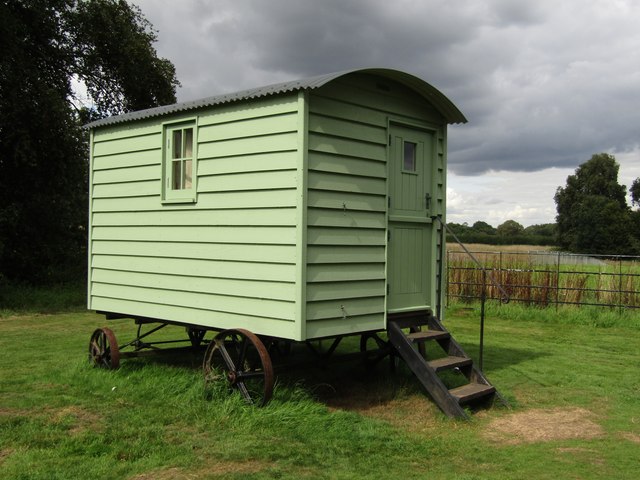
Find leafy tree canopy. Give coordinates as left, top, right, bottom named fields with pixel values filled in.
left=630, top=178, right=640, bottom=207
left=523, top=223, right=556, bottom=237
left=472, top=221, right=496, bottom=235
left=496, top=220, right=524, bottom=237
left=0, top=0, right=178, bottom=284
left=554, top=153, right=635, bottom=254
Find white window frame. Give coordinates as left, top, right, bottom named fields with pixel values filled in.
left=162, top=118, right=198, bottom=204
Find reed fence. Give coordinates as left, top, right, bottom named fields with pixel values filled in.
left=446, top=250, right=640, bottom=312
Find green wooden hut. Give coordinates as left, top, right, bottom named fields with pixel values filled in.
left=87, top=68, right=509, bottom=418
left=86, top=68, right=466, bottom=342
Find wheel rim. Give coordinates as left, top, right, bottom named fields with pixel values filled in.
left=89, top=327, right=120, bottom=369
left=203, top=328, right=274, bottom=406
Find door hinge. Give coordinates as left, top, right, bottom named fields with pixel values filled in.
left=388, top=135, right=391, bottom=146
left=387, top=230, right=391, bottom=242
left=388, top=196, right=391, bottom=209
left=387, top=284, right=390, bottom=295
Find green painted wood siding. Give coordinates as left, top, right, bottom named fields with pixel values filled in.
left=89, top=94, right=302, bottom=339
left=304, top=73, right=448, bottom=338
left=88, top=72, right=451, bottom=341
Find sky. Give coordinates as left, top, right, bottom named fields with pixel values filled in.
left=131, top=0, right=640, bottom=227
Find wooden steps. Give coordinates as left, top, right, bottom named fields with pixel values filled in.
left=406, top=330, right=450, bottom=342
left=450, top=383, right=496, bottom=404
left=387, top=311, right=506, bottom=419
left=427, top=355, right=471, bottom=372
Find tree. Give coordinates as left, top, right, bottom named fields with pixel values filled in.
left=630, top=178, right=640, bottom=207
left=554, top=153, right=633, bottom=254
left=446, top=222, right=471, bottom=236
left=496, top=220, right=524, bottom=237
left=523, top=223, right=557, bottom=238
left=0, top=0, right=179, bottom=284
left=471, top=221, right=496, bottom=235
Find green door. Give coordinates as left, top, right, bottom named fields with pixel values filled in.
left=387, top=124, right=435, bottom=312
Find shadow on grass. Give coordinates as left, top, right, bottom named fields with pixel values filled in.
left=456, top=343, right=548, bottom=372
left=103, top=332, right=544, bottom=415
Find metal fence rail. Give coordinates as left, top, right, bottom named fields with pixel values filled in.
left=446, top=250, right=640, bottom=312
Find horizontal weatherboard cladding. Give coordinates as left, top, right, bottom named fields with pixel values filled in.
left=91, top=282, right=295, bottom=321
left=303, top=72, right=449, bottom=336
left=91, top=255, right=295, bottom=283
left=90, top=297, right=296, bottom=338
left=87, top=69, right=459, bottom=340
left=304, top=314, right=384, bottom=339
left=92, top=132, right=161, bottom=158
left=91, top=269, right=294, bottom=302
left=92, top=208, right=297, bottom=227
left=92, top=189, right=297, bottom=213
left=91, top=241, right=295, bottom=264
left=92, top=226, right=297, bottom=244
left=88, top=93, right=301, bottom=338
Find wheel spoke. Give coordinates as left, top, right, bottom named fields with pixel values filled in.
left=89, top=327, right=120, bottom=370
left=236, top=370, right=265, bottom=380
left=216, top=341, right=237, bottom=372
left=202, top=328, right=274, bottom=407
left=237, top=337, right=249, bottom=370
left=236, top=381, right=254, bottom=404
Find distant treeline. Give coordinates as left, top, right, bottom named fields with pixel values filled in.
left=445, top=220, right=557, bottom=246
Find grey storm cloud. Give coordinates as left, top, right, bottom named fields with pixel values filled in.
left=134, top=0, right=640, bottom=176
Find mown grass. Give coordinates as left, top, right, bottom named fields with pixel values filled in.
left=1, top=306, right=639, bottom=479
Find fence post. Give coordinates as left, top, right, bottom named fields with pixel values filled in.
left=499, top=251, right=503, bottom=306
left=619, top=256, right=623, bottom=316
left=446, top=249, right=450, bottom=309
left=555, top=251, right=561, bottom=311
left=479, top=270, right=486, bottom=372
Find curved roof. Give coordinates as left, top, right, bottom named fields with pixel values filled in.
left=86, top=68, right=467, bottom=128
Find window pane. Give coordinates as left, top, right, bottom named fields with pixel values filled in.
left=184, top=159, right=192, bottom=189
left=172, top=160, right=182, bottom=189
left=172, top=130, right=182, bottom=159
left=404, top=141, right=416, bottom=171
left=184, top=128, right=193, bottom=158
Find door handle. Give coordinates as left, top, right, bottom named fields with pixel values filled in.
left=425, top=193, right=431, bottom=210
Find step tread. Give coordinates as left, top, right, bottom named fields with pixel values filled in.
left=449, top=382, right=496, bottom=404
left=427, top=355, right=471, bottom=372
left=406, top=330, right=450, bottom=342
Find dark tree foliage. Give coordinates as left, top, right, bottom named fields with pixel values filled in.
left=0, top=0, right=178, bottom=284
left=496, top=220, right=524, bottom=237
left=554, top=153, right=634, bottom=255
left=446, top=222, right=471, bottom=236
left=472, top=221, right=496, bottom=235
left=523, top=223, right=557, bottom=237
left=445, top=220, right=556, bottom=246
left=71, top=0, right=178, bottom=116
left=630, top=178, right=640, bottom=207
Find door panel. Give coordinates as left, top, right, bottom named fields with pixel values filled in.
left=388, top=225, right=428, bottom=309
left=387, top=124, right=435, bottom=311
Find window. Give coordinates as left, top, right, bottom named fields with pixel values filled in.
left=163, top=120, right=197, bottom=203
left=403, top=141, right=417, bottom=172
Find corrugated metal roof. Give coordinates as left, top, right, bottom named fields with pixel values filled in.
left=86, top=68, right=467, bottom=128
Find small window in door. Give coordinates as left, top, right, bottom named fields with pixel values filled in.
left=403, top=141, right=417, bottom=172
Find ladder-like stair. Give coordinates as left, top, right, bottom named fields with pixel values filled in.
left=387, top=311, right=506, bottom=419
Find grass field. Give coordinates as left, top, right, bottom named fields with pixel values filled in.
left=1, top=305, right=639, bottom=479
